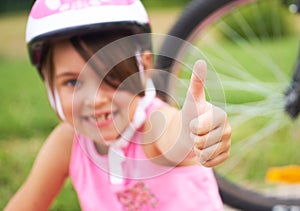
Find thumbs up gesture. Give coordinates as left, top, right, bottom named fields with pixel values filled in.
left=181, top=60, right=231, bottom=167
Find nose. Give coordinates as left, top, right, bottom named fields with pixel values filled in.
left=95, top=88, right=110, bottom=107
left=84, top=85, right=109, bottom=108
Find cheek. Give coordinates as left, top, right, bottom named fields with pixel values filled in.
left=60, top=93, right=75, bottom=123
left=113, top=93, right=139, bottom=121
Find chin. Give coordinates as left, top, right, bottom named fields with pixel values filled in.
left=101, top=133, right=120, bottom=142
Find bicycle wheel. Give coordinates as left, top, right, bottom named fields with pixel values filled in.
left=155, top=0, right=300, bottom=210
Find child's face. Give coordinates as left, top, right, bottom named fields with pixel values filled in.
left=52, top=40, right=140, bottom=143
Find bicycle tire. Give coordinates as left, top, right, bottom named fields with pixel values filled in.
left=155, top=0, right=300, bottom=210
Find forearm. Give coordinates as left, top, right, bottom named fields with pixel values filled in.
left=4, top=181, right=55, bottom=211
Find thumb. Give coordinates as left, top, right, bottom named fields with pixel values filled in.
left=180, top=60, right=208, bottom=142
left=181, top=59, right=207, bottom=128
left=184, top=60, right=207, bottom=108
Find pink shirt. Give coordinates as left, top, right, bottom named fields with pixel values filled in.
left=69, top=98, right=223, bottom=210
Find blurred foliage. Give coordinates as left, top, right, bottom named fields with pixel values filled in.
left=0, top=56, right=59, bottom=140
left=218, top=1, right=293, bottom=41
left=0, top=0, right=34, bottom=14
left=141, top=0, right=190, bottom=8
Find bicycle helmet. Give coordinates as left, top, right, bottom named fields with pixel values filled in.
left=26, top=0, right=151, bottom=73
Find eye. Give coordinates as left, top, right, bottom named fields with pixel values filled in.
left=66, top=79, right=81, bottom=87
left=104, top=70, right=120, bottom=86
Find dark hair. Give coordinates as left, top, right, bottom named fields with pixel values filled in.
left=71, top=30, right=145, bottom=96
left=42, top=29, right=146, bottom=96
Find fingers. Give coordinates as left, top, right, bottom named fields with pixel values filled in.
left=201, top=151, right=230, bottom=168
left=193, top=130, right=231, bottom=167
left=191, top=104, right=232, bottom=167
left=189, top=104, right=226, bottom=136
left=190, top=126, right=224, bottom=150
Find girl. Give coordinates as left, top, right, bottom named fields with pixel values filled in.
left=5, top=0, right=231, bottom=210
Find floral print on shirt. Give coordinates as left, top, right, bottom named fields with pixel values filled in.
left=116, top=182, right=157, bottom=211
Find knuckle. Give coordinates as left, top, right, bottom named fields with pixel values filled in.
left=194, top=135, right=208, bottom=150
left=193, top=145, right=201, bottom=154
left=190, top=120, right=208, bottom=135
left=195, top=141, right=205, bottom=150
left=200, top=151, right=210, bottom=163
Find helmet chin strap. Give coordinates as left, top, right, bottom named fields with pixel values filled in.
left=107, top=50, right=156, bottom=185
left=107, top=78, right=156, bottom=185
left=45, top=79, right=66, bottom=121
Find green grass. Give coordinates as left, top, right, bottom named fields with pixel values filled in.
left=0, top=56, right=59, bottom=139
left=0, top=139, right=40, bottom=208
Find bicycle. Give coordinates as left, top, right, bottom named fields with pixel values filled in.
left=154, top=0, right=300, bottom=210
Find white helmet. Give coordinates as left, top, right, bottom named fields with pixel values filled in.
left=26, top=0, right=151, bottom=72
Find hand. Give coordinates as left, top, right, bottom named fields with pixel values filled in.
left=181, top=60, right=231, bottom=167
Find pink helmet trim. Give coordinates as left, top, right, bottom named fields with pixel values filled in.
left=30, top=0, right=136, bottom=19
left=26, top=0, right=149, bottom=43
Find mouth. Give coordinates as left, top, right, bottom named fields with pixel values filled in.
left=83, top=111, right=118, bottom=125
left=94, top=112, right=114, bottom=122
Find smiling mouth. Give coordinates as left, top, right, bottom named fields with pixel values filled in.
left=84, top=111, right=117, bottom=124
left=95, top=113, right=113, bottom=122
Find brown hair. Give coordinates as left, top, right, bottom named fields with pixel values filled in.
left=41, top=29, right=146, bottom=96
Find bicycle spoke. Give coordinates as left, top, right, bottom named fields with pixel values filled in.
left=219, top=116, right=289, bottom=174
left=216, top=20, right=288, bottom=81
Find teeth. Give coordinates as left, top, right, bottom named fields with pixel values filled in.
left=107, top=113, right=113, bottom=119
left=94, top=113, right=113, bottom=122
left=96, top=115, right=106, bottom=122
